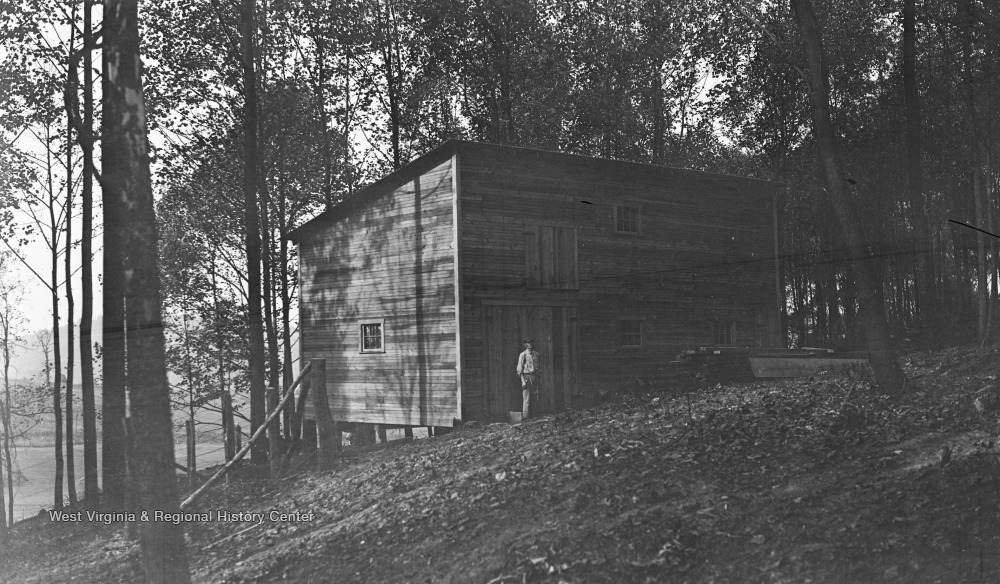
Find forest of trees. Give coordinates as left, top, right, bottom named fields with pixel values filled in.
left=2, top=0, right=1000, bottom=578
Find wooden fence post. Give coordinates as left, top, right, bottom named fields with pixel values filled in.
left=312, top=359, right=335, bottom=470
left=186, top=419, right=196, bottom=490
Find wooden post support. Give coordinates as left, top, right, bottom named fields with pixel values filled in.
left=403, top=427, right=413, bottom=439
left=352, top=424, right=375, bottom=446
left=376, top=424, right=388, bottom=444
left=179, top=362, right=312, bottom=510
left=302, top=420, right=317, bottom=451
left=312, top=359, right=336, bottom=471
left=291, top=375, right=311, bottom=446
left=333, top=421, right=342, bottom=452
left=186, top=419, right=196, bottom=490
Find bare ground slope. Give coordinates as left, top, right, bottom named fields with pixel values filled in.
left=2, top=345, right=999, bottom=583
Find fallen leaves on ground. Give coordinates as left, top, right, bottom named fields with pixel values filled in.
left=2, top=345, right=1000, bottom=583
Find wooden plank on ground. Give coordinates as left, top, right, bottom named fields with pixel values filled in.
left=749, top=357, right=870, bottom=378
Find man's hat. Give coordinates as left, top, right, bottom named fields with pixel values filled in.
left=522, top=338, right=534, bottom=345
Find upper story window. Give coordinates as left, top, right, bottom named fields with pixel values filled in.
left=713, top=320, right=735, bottom=345
left=525, top=226, right=579, bottom=289
left=614, top=204, right=640, bottom=234
left=360, top=320, right=385, bottom=353
left=620, top=320, right=643, bottom=347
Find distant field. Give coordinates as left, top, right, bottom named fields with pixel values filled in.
left=5, top=383, right=250, bottom=522
left=8, top=440, right=227, bottom=523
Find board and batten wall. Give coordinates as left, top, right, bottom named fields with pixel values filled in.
left=297, top=157, right=458, bottom=427
left=455, top=143, right=781, bottom=415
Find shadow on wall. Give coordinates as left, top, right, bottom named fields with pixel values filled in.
left=306, top=162, right=456, bottom=427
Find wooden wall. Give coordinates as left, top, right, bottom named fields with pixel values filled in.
left=297, top=157, right=458, bottom=427
left=455, top=142, right=780, bottom=416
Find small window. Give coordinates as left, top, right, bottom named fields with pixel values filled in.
left=620, top=320, right=642, bottom=347
left=360, top=320, right=385, bottom=353
left=614, top=205, right=640, bottom=234
left=713, top=320, right=735, bottom=345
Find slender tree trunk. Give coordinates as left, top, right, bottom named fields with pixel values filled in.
left=182, top=310, right=196, bottom=433
left=344, top=49, right=354, bottom=196
left=81, top=0, right=99, bottom=506
left=651, top=66, right=665, bottom=164
left=240, top=0, right=268, bottom=463
left=976, top=170, right=989, bottom=339
left=278, top=191, right=293, bottom=438
left=791, top=0, right=906, bottom=394
left=210, top=251, right=235, bottom=461
left=64, top=114, right=77, bottom=508
left=902, top=0, right=936, bottom=337
left=0, top=263, right=14, bottom=523
left=314, top=29, right=333, bottom=209
left=103, top=0, right=191, bottom=578
left=259, top=178, right=281, bottom=431
left=381, top=0, right=401, bottom=168
left=3, top=356, right=12, bottom=524
left=0, top=317, right=8, bottom=538
left=0, top=436, right=5, bottom=540
left=47, top=121, right=65, bottom=509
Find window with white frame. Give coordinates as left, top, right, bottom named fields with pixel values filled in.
left=360, top=320, right=385, bottom=353
left=614, top=204, right=641, bottom=234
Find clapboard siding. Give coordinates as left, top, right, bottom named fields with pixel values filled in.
left=455, top=142, right=780, bottom=410
left=297, top=157, right=457, bottom=427
left=292, top=141, right=781, bottom=426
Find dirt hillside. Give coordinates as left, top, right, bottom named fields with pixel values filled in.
left=2, top=345, right=999, bottom=584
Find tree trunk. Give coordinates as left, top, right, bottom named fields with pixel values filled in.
left=790, top=0, right=906, bottom=394
left=902, top=0, right=936, bottom=337
left=313, top=28, right=334, bottom=209
left=64, top=109, right=77, bottom=508
left=381, top=0, right=401, bottom=168
left=651, top=66, right=665, bottom=164
left=210, top=251, right=235, bottom=461
left=101, top=44, right=128, bottom=514
left=259, top=178, right=281, bottom=436
left=80, top=0, right=98, bottom=506
left=278, top=191, right=294, bottom=439
left=962, top=1, right=989, bottom=343
left=3, top=354, right=12, bottom=524
left=103, top=0, right=191, bottom=578
left=49, top=125, right=64, bottom=509
left=0, top=314, right=9, bottom=538
left=240, top=0, right=268, bottom=463
left=101, top=256, right=127, bottom=511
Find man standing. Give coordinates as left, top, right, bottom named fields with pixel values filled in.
left=516, top=339, right=540, bottom=420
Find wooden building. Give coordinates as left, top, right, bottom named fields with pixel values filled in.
left=289, top=141, right=783, bottom=428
